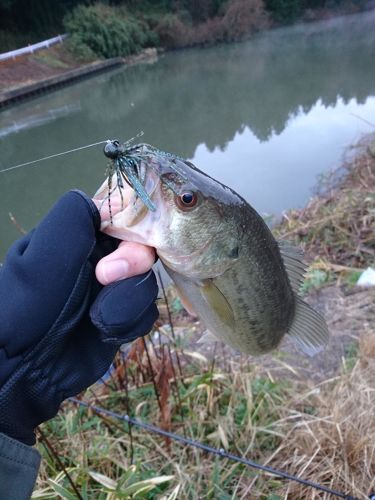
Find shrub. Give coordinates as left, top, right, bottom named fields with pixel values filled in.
left=193, top=16, right=225, bottom=44
left=63, top=3, right=155, bottom=60
left=221, top=0, right=270, bottom=41
left=155, top=0, right=269, bottom=48
left=154, top=13, right=191, bottom=48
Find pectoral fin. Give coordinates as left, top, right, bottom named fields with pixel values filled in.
left=174, top=285, right=197, bottom=316
left=200, top=280, right=235, bottom=329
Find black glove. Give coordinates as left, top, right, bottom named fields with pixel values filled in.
left=0, top=190, right=158, bottom=446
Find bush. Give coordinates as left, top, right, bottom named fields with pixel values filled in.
left=155, top=0, right=269, bottom=48
left=63, top=3, right=155, bottom=60
left=193, top=16, right=226, bottom=44
left=154, top=13, right=191, bottom=48
left=221, top=0, right=270, bottom=41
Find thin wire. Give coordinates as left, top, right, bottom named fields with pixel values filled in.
left=0, top=140, right=108, bottom=174
left=69, top=397, right=358, bottom=500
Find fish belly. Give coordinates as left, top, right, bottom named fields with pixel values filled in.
left=165, top=259, right=295, bottom=356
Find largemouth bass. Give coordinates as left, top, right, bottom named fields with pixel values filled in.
left=96, top=144, right=329, bottom=356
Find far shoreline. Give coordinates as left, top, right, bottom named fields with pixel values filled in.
left=1, top=7, right=374, bottom=109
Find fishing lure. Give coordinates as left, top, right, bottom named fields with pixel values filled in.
left=103, top=139, right=156, bottom=218
left=103, top=136, right=189, bottom=223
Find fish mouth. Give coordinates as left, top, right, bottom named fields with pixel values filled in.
left=94, top=145, right=189, bottom=231
left=94, top=162, right=161, bottom=230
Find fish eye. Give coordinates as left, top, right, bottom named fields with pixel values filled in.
left=175, top=191, right=198, bottom=211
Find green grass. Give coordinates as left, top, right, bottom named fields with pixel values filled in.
left=32, top=52, right=70, bottom=69
left=300, top=267, right=332, bottom=295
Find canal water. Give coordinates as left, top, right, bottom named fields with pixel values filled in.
left=0, top=10, right=374, bottom=259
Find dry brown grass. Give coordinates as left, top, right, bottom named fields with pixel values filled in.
left=258, top=135, right=375, bottom=499
left=35, top=329, right=375, bottom=498
left=34, top=136, right=375, bottom=498
left=264, top=335, right=375, bottom=499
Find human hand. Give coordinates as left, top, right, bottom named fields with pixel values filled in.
left=95, top=240, right=155, bottom=285
left=0, top=190, right=158, bottom=446
left=93, top=192, right=155, bottom=284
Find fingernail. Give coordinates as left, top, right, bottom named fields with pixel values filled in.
left=102, top=260, right=130, bottom=283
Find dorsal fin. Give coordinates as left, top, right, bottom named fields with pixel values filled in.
left=278, top=240, right=306, bottom=294
left=288, top=297, right=329, bottom=356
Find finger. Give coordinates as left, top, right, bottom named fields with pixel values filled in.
left=95, top=241, right=156, bottom=285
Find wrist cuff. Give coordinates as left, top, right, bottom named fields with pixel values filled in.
left=0, top=432, right=41, bottom=498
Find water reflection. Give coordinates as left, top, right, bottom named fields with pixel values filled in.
left=76, top=10, right=375, bottom=155
left=0, top=11, right=374, bottom=258
left=0, top=104, right=81, bottom=139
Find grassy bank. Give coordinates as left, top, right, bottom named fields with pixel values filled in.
left=32, top=136, right=375, bottom=499
left=275, top=134, right=375, bottom=289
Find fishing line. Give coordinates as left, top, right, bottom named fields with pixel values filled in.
left=0, top=139, right=108, bottom=174
left=69, top=397, right=358, bottom=500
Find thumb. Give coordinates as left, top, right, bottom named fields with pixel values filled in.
left=90, top=271, right=159, bottom=344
